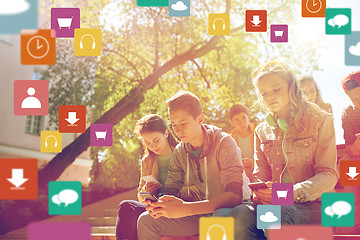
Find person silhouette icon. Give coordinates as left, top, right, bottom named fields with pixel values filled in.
left=21, top=87, right=41, bottom=108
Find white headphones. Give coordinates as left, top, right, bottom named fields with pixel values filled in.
left=80, top=34, right=96, bottom=49
left=213, top=18, right=226, bottom=30
left=206, top=224, right=226, bottom=240
left=45, top=135, right=57, bottom=147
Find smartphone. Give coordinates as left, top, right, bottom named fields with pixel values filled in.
left=248, top=182, right=268, bottom=191
left=139, top=192, right=158, bottom=202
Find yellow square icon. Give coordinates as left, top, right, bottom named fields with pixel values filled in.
left=200, top=217, right=234, bottom=240
left=41, top=131, right=62, bottom=153
left=209, top=13, right=230, bottom=35
left=74, top=28, right=101, bottom=56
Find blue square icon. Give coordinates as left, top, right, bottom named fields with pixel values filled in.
left=0, top=0, right=38, bottom=34
left=345, top=31, right=360, bottom=66
left=169, top=0, right=190, bottom=17
left=257, top=205, right=281, bottom=229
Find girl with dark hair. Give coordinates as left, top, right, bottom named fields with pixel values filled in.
left=116, top=114, right=200, bottom=240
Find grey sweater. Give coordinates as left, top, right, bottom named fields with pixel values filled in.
left=164, top=124, right=244, bottom=200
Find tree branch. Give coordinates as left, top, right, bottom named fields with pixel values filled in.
left=191, top=59, right=210, bottom=88
left=102, top=48, right=142, bottom=80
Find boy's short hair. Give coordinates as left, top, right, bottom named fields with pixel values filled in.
left=229, top=104, right=248, bottom=120
left=166, top=90, right=202, bottom=119
left=342, top=71, right=360, bottom=92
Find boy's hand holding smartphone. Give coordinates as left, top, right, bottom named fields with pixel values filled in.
left=143, top=195, right=187, bottom=219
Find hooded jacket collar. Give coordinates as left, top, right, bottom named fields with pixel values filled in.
left=183, top=124, right=222, bottom=160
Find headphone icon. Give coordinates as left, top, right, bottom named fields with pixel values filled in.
left=213, top=18, right=226, bottom=30
left=206, top=224, right=226, bottom=240
left=80, top=34, right=96, bottom=49
left=45, top=135, right=58, bottom=148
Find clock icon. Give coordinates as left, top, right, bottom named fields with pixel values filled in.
left=306, top=0, right=322, bottom=14
left=27, top=36, right=50, bottom=59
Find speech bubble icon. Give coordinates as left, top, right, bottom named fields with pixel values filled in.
left=331, top=201, right=351, bottom=219
left=58, top=189, right=79, bottom=207
left=333, top=14, right=349, bottom=28
left=51, top=194, right=61, bottom=206
left=325, top=206, right=334, bottom=217
left=328, top=18, right=335, bottom=27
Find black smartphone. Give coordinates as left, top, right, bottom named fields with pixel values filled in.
left=139, top=192, right=158, bottom=202
left=248, top=182, right=268, bottom=191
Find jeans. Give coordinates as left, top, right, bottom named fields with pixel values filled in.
left=116, top=200, right=147, bottom=240
left=213, top=201, right=322, bottom=240
left=137, top=212, right=210, bottom=240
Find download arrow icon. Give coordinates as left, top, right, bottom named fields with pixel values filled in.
left=7, top=169, right=28, bottom=188
left=251, top=15, right=262, bottom=26
left=65, top=112, right=79, bottom=126
left=346, top=167, right=359, bottom=179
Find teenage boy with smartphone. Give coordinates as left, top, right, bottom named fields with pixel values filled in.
left=137, top=91, right=244, bottom=239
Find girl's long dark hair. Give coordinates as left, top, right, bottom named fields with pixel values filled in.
left=134, top=114, right=178, bottom=157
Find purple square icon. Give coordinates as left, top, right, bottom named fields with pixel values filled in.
left=51, top=8, right=80, bottom=38
left=28, top=222, right=91, bottom=240
left=90, top=124, right=113, bottom=146
left=270, top=24, right=288, bottom=43
left=272, top=183, right=293, bottom=205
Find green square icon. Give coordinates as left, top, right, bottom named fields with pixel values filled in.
left=48, top=181, right=82, bottom=215
left=322, top=193, right=354, bottom=227
left=137, top=0, right=169, bottom=7
left=325, top=8, right=351, bottom=35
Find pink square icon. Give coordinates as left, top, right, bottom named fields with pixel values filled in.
left=51, top=8, right=80, bottom=38
left=269, top=225, right=333, bottom=240
left=14, top=80, right=49, bottom=116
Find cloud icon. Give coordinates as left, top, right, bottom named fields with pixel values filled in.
left=0, top=0, right=30, bottom=15
left=171, top=1, right=188, bottom=11
left=260, top=211, right=278, bottom=223
left=349, top=41, right=360, bottom=56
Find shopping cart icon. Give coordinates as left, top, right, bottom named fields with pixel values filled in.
left=57, top=17, right=73, bottom=29
left=276, top=190, right=288, bottom=199
left=95, top=130, right=107, bottom=140
left=274, top=30, right=284, bottom=37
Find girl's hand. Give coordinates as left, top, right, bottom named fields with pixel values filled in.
left=143, top=182, right=161, bottom=195
left=253, top=181, right=273, bottom=204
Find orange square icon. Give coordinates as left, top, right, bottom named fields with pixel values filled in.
left=59, top=105, right=86, bottom=133
left=340, top=160, right=360, bottom=186
left=302, top=0, right=326, bottom=17
left=0, top=158, right=38, bottom=200
left=245, top=10, right=267, bottom=32
left=21, top=29, right=56, bottom=65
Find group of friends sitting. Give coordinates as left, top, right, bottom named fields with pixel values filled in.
left=114, top=62, right=360, bottom=240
